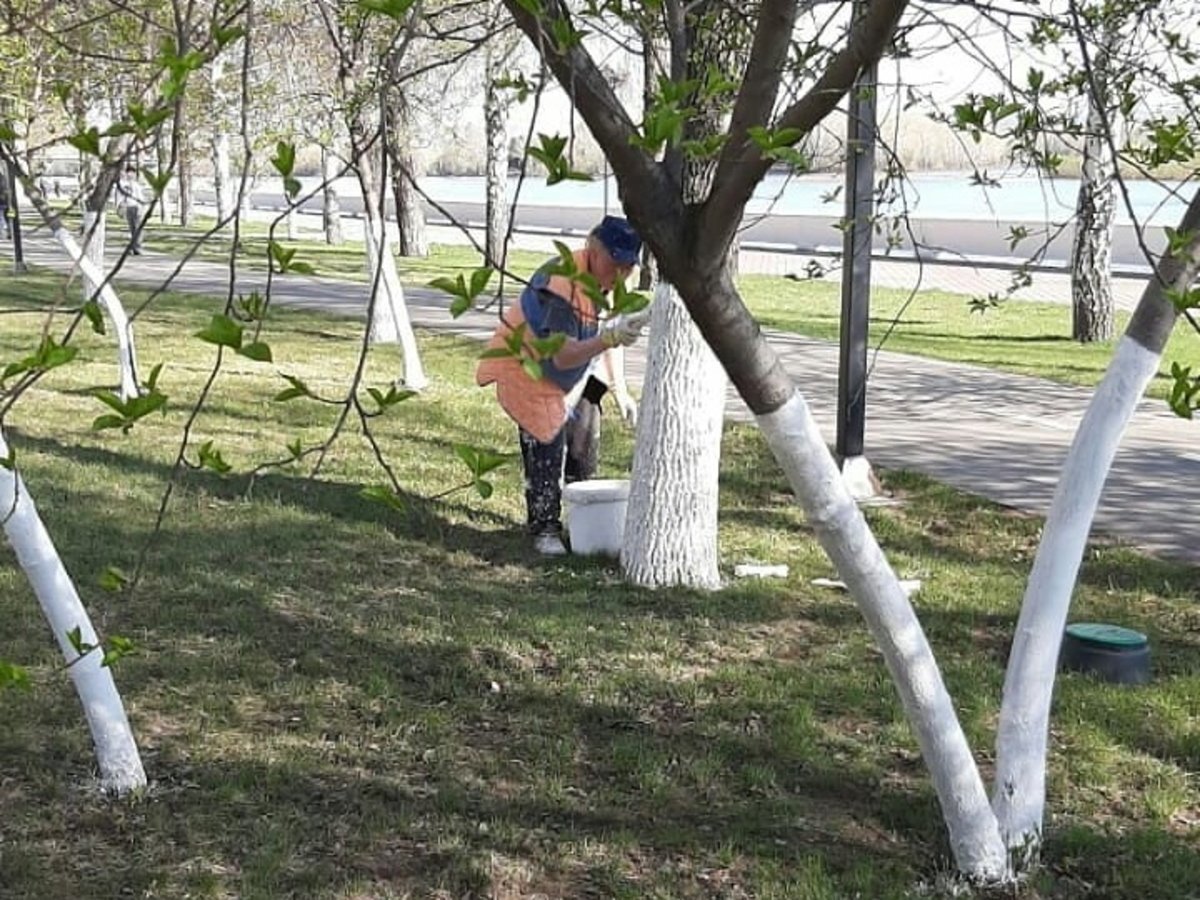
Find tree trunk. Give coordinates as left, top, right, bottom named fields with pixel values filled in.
left=360, top=150, right=428, bottom=390
left=483, top=25, right=510, bottom=269
left=211, top=130, right=233, bottom=224
left=384, top=86, right=428, bottom=258
left=1069, top=36, right=1116, bottom=343
left=177, top=104, right=192, bottom=227
left=620, top=1, right=745, bottom=589
left=0, top=430, right=147, bottom=794
left=210, top=53, right=234, bottom=224
left=321, top=145, right=343, bottom=245
left=9, top=161, right=141, bottom=401
left=993, top=186, right=1200, bottom=861
left=622, top=282, right=725, bottom=588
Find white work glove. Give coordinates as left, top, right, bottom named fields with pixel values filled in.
left=613, top=389, right=638, bottom=428
left=599, top=308, right=651, bottom=348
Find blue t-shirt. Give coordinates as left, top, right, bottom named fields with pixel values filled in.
left=519, top=261, right=599, bottom=393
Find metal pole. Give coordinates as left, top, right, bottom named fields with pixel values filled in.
left=836, top=52, right=878, bottom=463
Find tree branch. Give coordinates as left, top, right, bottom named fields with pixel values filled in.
left=501, top=0, right=684, bottom=258
left=697, top=0, right=909, bottom=262
left=719, top=0, right=799, bottom=175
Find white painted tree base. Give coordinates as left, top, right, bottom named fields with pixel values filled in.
left=0, top=431, right=146, bottom=794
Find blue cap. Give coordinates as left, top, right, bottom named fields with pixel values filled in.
left=592, top=215, right=642, bottom=265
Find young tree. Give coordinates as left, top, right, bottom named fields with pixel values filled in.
left=1, top=429, right=146, bottom=794
left=315, top=0, right=428, bottom=390
left=502, top=0, right=1200, bottom=881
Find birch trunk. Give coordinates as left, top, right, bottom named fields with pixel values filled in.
left=483, top=17, right=510, bottom=269
left=758, top=393, right=1008, bottom=880
left=0, top=430, right=146, bottom=794
left=993, top=187, right=1200, bottom=859
left=622, top=282, right=725, bottom=589
left=1069, top=33, right=1116, bottom=344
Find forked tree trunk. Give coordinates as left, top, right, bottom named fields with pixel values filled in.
left=622, top=283, right=725, bottom=588
left=993, top=187, right=1200, bottom=860
left=1070, top=33, right=1116, bottom=343
left=363, top=204, right=428, bottom=390
left=0, top=430, right=146, bottom=794
left=12, top=164, right=141, bottom=400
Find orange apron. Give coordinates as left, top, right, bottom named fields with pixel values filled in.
left=476, top=250, right=599, bottom=443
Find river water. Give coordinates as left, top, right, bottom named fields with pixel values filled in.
left=408, top=171, right=1189, bottom=225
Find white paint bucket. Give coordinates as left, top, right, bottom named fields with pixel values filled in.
left=563, top=479, right=630, bottom=556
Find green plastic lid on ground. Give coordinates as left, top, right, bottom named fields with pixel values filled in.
left=1064, top=622, right=1148, bottom=649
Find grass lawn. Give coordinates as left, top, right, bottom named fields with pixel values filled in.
left=1, top=273, right=1198, bottom=898
left=136, top=214, right=1198, bottom=402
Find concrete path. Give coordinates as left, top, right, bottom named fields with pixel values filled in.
left=6, top=227, right=1197, bottom=565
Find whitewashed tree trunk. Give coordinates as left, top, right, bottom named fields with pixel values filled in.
left=69, top=215, right=140, bottom=401
left=81, top=210, right=106, bottom=307
left=994, top=189, right=1200, bottom=860
left=210, top=53, right=234, bottom=225
left=758, top=393, right=1009, bottom=881
left=321, top=146, right=343, bottom=245
left=212, top=131, right=233, bottom=224
left=364, top=210, right=427, bottom=390
left=0, top=430, right=146, bottom=794
left=993, top=338, right=1157, bottom=858
left=622, top=282, right=725, bottom=589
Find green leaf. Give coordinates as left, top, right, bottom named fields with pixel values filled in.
left=92, top=414, right=128, bottom=432
left=270, top=141, right=296, bottom=177
left=286, top=437, right=304, bottom=460
left=196, top=314, right=244, bottom=349
left=145, top=362, right=164, bottom=392
left=145, top=169, right=173, bottom=196
left=237, top=341, right=273, bottom=363
left=283, top=176, right=303, bottom=200
left=450, top=295, right=472, bottom=318
left=359, top=485, right=406, bottom=510
left=453, top=444, right=512, bottom=479
left=197, top=440, right=232, bottom=474
left=0, top=661, right=30, bottom=690
left=83, top=300, right=106, bottom=335
left=66, top=625, right=94, bottom=658
left=99, top=566, right=131, bottom=593
left=214, top=24, right=247, bottom=48
left=521, top=358, right=543, bottom=381
left=474, top=478, right=494, bottom=499
left=274, top=374, right=312, bottom=402
left=0, top=446, right=14, bottom=470
left=67, top=127, right=102, bottom=157
left=469, top=266, right=495, bottom=299
left=101, top=635, right=136, bottom=668
left=357, top=0, right=416, bottom=21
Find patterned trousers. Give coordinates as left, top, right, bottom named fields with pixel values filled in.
left=519, top=393, right=601, bottom=536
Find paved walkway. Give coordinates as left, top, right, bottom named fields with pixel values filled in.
left=6, top=227, right=1197, bottom=565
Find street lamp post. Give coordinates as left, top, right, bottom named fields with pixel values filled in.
left=836, top=24, right=879, bottom=498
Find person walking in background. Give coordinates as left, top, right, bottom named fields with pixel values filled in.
left=476, top=215, right=648, bottom=556
left=0, top=170, right=10, bottom=240
left=115, top=167, right=145, bottom=254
